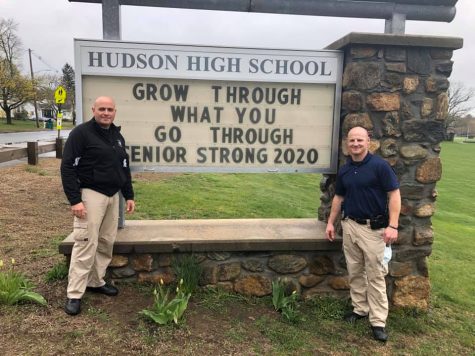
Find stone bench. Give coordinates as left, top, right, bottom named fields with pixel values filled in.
left=59, top=219, right=346, bottom=298
left=59, top=218, right=340, bottom=254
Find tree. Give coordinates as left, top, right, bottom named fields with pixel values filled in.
left=36, top=72, right=61, bottom=119
left=0, top=18, right=34, bottom=124
left=0, top=61, right=35, bottom=124
left=61, top=63, right=76, bottom=124
left=445, top=82, right=475, bottom=139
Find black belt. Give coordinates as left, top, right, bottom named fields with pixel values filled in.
left=347, top=216, right=370, bottom=225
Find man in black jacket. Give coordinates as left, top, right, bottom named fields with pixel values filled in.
left=61, top=96, right=135, bottom=316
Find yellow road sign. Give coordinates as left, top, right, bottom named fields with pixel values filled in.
left=54, top=86, right=67, bottom=104
left=56, top=112, right=63, bottom=130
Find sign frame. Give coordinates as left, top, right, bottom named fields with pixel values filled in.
left=74, top=39, right=343, bottom=173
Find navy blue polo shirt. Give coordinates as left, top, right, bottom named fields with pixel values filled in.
left=335, top=153, right=399, bottom=219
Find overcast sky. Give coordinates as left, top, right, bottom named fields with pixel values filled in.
left=2, top=0, right=474, bottom=113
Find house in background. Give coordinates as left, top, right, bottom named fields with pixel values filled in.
left=20, top=101, right=73, bottom=121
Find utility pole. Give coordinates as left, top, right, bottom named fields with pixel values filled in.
left=28, top=48, right=40, bottom=128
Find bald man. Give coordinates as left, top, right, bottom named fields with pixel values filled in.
left=325, top=126, right=401, bottom=342
left=61, top=96, right=135, bottom=315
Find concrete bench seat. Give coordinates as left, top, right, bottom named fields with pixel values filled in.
left=59, top=218, right=341, bottom=255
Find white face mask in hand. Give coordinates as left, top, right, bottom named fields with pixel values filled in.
left=383, top=245, right=392, bottom=266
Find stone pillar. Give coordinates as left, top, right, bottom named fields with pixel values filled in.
left=320, top=33, right=463, bottom=309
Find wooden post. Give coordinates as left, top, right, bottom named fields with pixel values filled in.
left=27, top=142, right=39, bottom=165
left=56, top=138, right=64, bottom=159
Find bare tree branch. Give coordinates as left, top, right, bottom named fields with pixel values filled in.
left=0, top=17, right=33, bottom=124
left=448, top=82, right=474, bottom=119
left=0, top=18, right=22, bottom=72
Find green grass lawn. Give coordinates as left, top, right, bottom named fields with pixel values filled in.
left=431, top=141, right=475, bottom=313
left=0, top=118, right=75, bottom=133
left=132, top=173, right=321, bottom=220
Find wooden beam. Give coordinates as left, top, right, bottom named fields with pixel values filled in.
left=0, top=147, right=28, bottom=163
left=39, top=143, right=56, bottom=154
left=0, top=142, right=58, bottom=164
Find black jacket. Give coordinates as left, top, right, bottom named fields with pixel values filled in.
left=61, top=118, right=134, bottom=205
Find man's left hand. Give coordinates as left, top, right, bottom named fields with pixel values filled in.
left=126, top=200, right=135, bottom=213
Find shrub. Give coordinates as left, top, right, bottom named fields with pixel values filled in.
left=13, top=109, right=28, bottom=120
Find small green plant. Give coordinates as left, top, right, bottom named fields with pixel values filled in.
left=171, top=254, right=203, bottom=294
left=309, top=295, right=348, bottom=320
left=0, top=259, right=47, bottom=306
left=140, top=279, right=191, bottom=325
left=272, top=279, right=300, bottom=323
left=45, top=261, right=69, bottom=282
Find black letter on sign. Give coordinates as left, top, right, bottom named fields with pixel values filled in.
left=132, top=83, right=144, bottom=100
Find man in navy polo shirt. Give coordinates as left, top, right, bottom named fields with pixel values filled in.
left=325, top=126, right=401, bottom=342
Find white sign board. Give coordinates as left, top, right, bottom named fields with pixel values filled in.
left=75, top=39, right=343, bottom=173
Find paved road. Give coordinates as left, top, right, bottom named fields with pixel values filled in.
left=0, top=130, right=71, bottom=168
left=0, top=130, right=71, bottom=145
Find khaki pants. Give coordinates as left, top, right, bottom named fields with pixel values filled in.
left=342, top=219, right=388, bottom=327
left=67, top=189, right=119, bottom=299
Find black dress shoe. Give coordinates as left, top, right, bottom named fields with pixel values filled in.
left=65, top=298, right=81, bottom=315
left=371, top=326, right=389, bottom=342
left=86, top=283, right=119, bottom=296
left=344, top=311, right=368, bottom=323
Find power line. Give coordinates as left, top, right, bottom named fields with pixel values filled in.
left=27, top=49, right=60, bottom=73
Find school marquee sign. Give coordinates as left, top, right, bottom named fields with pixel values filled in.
left=75, top=39, right=343, bottom=173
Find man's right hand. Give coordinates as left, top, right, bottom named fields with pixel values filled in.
left=71, top=202, right=87, bottom=219
left=325, top=223, right=335, bottom=241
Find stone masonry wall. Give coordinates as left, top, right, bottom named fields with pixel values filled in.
left=319, top=40, right=458, bottom=310
left=108, top=251, right=351, bottom=300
